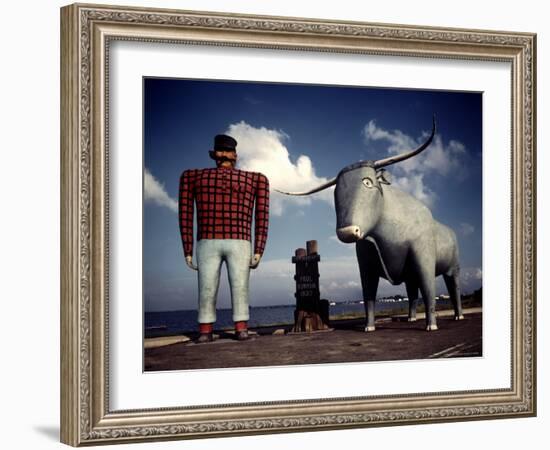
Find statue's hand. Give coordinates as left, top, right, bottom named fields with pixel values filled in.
left=250, top=253, right=262, bottom=269
left=185, top=255, right=198, bottom=271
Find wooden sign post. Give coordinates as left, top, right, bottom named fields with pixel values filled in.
left=291, top=240, right=331, bottom=332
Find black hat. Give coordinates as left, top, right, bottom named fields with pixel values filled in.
left=213, top=134, right=237, bottom=152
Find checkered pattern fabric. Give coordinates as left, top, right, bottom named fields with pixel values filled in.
left=179, top=167, right=270, bottom=257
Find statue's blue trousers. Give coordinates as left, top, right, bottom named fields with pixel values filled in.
left=196, top=239, right=252, bottom=324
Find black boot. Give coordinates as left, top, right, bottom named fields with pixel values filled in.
left=236, top=329, right=251, bottom=341
left=196, top=332, right=213, bottom=343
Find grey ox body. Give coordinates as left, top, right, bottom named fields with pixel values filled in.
left=277, top=118, right=463, bottom=332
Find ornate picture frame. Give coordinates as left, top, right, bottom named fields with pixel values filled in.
left=60, top=3, right=536, bottom=446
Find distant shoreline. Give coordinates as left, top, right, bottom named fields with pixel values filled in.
left=146, top=294, right=482, bottom=315
left=146, top=301, right=482, bottom=337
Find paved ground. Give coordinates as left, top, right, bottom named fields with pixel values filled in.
left=144, top=310, right=482, bottom=371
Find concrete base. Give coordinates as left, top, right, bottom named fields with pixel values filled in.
left=144, top=312, right=483, bottom=371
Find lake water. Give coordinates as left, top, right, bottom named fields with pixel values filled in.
left=144, top=300, right=453, bottom=337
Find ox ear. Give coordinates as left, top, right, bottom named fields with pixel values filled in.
left=376, top=169, right=392, bottom=185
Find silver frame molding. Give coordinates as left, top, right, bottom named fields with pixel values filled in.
left=60, top=3, right=536, bottom=446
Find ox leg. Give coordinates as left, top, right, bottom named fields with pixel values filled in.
left=357, top=240, right=379, bottom=332
left=405, top=281, right=419, bottom=322
left=444, top=272, right=464, bottom=320
left=362, top=274, right=379, bottom=332
left=413, top=248, right=438, bottom=331
left=419, top=277, right=438, bottom=331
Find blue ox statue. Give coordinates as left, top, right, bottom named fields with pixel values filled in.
left=277, top=118, right=463, bottom=332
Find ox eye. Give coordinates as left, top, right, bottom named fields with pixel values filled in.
left=362, top=177, right=374, bottom=188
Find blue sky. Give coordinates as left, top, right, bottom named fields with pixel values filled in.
left=143, top=78, right=482, bottom=312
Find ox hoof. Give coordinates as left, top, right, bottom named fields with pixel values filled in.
left=408, top=317, right=417, bottom=322
left=365, top=326, right=376, bottom=332
left=426, top=324, right=439, bottom=331
left=455, top=315, right=465, bottom=321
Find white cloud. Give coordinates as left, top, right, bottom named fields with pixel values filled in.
left=226, top=121, right=333, bottom=215
left=362, top=120, right=469, bottom=199
left=326, top=280, right=360, bottom=290
left=459, top=222, right=475, bottom=236
left=144, top=168, right=178, bottom=212
left=461, top=267, right=482, bottom=281
left=393, top=173, right=437, bottom=208
left=363, top=120, right=466, bottom=176
left=455, top=266, right=483, bottom=295
left=363, top=120, right=416, bottom=152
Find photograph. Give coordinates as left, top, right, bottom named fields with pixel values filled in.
left=143, top=78, right=483, bottom=371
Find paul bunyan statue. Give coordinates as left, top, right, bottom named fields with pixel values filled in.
left=178, top=134, right=270, bottom=343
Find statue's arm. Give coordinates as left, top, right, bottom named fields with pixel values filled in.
left=179, top=170, right=197, bottom=270
left=252, top=173, right=270, bottom=268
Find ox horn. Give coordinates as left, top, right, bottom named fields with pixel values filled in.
left=274, top=178, right=337, bottom=196
left=373, top=116, right=436, bottom=169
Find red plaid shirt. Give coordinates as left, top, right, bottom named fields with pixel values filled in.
left=178, top=167, right=270, bottom=257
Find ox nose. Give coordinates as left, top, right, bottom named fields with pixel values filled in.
left=336, top=225, right=362, bottom=243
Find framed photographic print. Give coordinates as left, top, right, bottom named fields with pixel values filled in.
left=60, top=3, right=536, bottom=446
